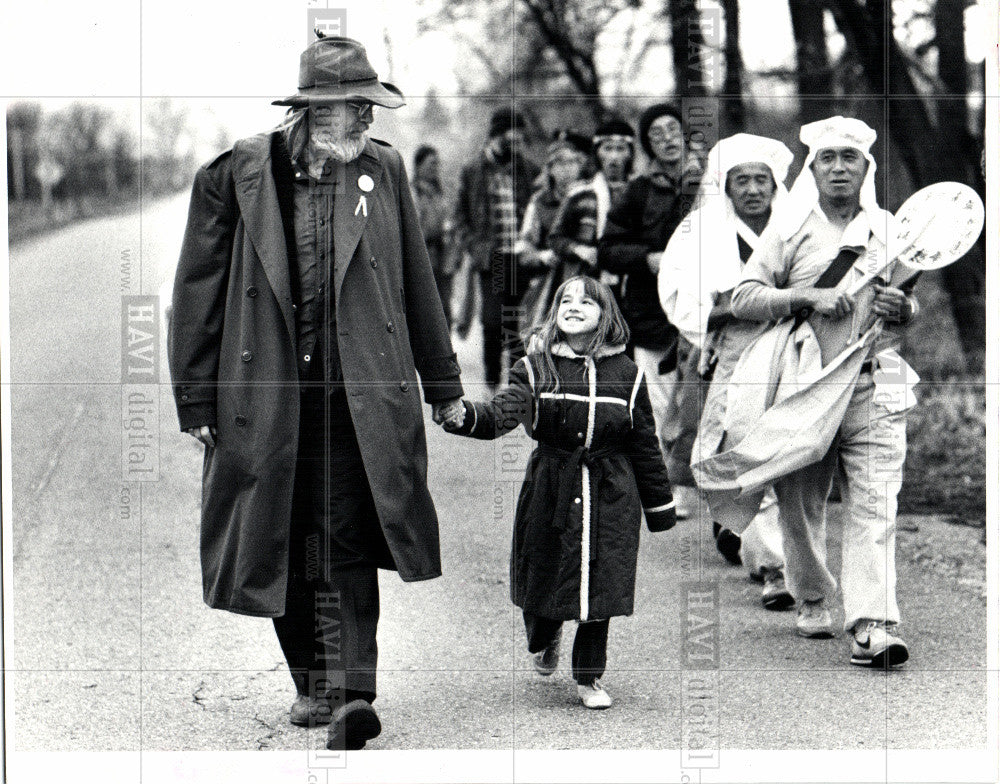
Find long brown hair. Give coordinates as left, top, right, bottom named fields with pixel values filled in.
left=527, top=275, right=630, bottom=393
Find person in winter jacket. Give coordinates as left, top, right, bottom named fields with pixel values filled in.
left=597, top=103, right=704, bottom=498
left=411, top=144, right=457, bottom=326
left=547, top=117, right=636, bottom=306
left=441, top=275, right=676, bottom=709
left=453, top=108, right=540, bottom=389
left=514, top=129, right=591, bottom=334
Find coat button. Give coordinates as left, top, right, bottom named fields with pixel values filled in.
left=386, top=321, right=394, bottom=333
left=292, top=303, right=298, bottom=311
left=399, top=381, right=409, bottom=391
left=303, top=354, right=311, bottom=362
left=574, top=497, right=582, bottom=504
left=235, top=415, right=247, bottom=426
left=181, top=394, right=189, bottom=402
left=241, top=350, right=252, bottom=362
left=370, top=257, right=378, bottom=268
left=577, top=432, right=584, bottom=439
left=246, top=286, right=258, bottom=297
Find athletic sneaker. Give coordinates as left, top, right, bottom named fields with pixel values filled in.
left=796, top=599, right=835, bottom=638
left=761, top=568, right=794, bottom=611
left=577, top=679, right=613, bottom=709
left=850, top=620, right=909, bottom=668
left=531, top=630, right=561, bottom=676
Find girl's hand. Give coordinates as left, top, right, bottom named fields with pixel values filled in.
left=435, top=399, right=466, bottom=430
left=442, top=406, right=466, bottom=430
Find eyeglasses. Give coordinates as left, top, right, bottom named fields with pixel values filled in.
left=346, top=100, right=374, bottom=120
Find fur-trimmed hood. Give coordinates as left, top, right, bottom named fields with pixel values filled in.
left=525, top=335, right=627, bottom=359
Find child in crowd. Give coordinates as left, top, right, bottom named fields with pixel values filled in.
left=441, top=276, right=676, bottom=709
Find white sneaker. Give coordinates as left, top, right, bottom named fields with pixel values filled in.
left=850, top=620, right=909, bottom=668
left=796, top=599, right=835, bottom=638
left=577, top=679, right=612, bottom=709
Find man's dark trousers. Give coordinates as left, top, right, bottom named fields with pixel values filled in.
left=272, top=340, right=395, bottom=706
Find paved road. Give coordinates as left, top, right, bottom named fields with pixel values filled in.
left=5, top=195, right=989, bottom=767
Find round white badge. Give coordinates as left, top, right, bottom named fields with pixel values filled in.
left=358, top=175, right=374, bottom=192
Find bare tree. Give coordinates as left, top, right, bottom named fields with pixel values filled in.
left=789, top=0, right=833, bottom=124
left=720, top=0, right=745, bottom=130
left=828, top=0, right=985, bottom=369
left=669, top=0, right=709, bottom=97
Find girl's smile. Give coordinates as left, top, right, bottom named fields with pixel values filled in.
left=556, top=281, right=602, bottom=339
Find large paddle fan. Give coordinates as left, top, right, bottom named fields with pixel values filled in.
left=845, top=181, right=985, bottom=298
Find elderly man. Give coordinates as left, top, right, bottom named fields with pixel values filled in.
left=730, top=117, right=918, bottom=666
left=659, top=133, right=794, bottom=610
left=168, top=35, right=464, bottom=749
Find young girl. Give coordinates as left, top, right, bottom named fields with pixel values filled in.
left=442, top=275, right=676, bottom=709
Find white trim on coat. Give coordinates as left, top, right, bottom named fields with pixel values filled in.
left=629, top=367, right=645, bottom=428
left=539, top=392, right=628, bottom=406
left=579, top=356, right=599, bottom=621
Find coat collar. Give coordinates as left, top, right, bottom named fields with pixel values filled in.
left=548, top=341, right=626, bottom=360
left=232, top=132, right=296, bottom=345
left=231, top=132, right=386, bottom=320
left=332, top=140, right=384, bottom=297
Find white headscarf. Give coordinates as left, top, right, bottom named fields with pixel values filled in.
left=776, top=115, right=887, bottom=243
left=658, top=133, right=793, bottom=350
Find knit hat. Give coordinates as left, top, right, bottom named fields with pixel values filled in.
left=637, top=102, right=684, bottom=158
left=592, top=117, right=635, bottom=153
left=488, top=107, right=527, bottom=139
left=546, top=129, right=591, bottom=161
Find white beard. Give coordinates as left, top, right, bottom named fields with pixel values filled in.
left=309, top=132, right=368, bottom=173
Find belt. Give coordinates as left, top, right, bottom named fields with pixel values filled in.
left=537, top=442, right=618, bottom=563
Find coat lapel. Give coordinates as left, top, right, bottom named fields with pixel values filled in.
left=334, top=142, right=384, bottom=296
left=232, top=134, right=296, bottom=345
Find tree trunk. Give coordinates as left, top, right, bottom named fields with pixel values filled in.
left=828, top=0, right=985, bottom=371
left=789, top=0, right=832, bottom=124
left=669, top=0, right=709, bottom=96
left=519, top=0, right=607, bottom=123
left=721, top=0, right=745, bottom=131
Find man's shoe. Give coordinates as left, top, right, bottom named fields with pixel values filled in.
left=714, top=526, right=742, bottom=566
left=761, top=569, right=794, bottom=611
left=577, top=679, right=613, bottom=709
left=850, top=620, right=909, bottom=668
left=289, top=694, right=333, bottom=727
left=796, top=599, right=835, bottom=638
left=531, top=630, right=561, bottom=676
left=326, top=699, right=382, bottom=751
left=761, top=570, right=794, bottom=610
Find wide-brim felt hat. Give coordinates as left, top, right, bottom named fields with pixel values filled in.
left=273, top=36, right=405, bottom=109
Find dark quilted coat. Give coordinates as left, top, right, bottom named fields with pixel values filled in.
left=451, top=343, right=676, bottom=620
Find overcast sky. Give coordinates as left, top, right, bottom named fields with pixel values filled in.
left=1, top=0, right=989, bottom=142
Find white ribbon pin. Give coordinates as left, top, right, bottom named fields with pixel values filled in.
left=355, top=174, right=374, bottom=217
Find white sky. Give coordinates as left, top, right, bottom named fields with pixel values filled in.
left=0, top=0, right=989, bottom=141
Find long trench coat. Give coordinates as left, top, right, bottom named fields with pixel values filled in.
left=169, top=131, right=463, bottom=617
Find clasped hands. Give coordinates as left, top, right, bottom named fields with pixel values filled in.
left=431, top=397, right=466, bottom=429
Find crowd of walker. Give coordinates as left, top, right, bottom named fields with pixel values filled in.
left=169, top=35, right=922, bottom=750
